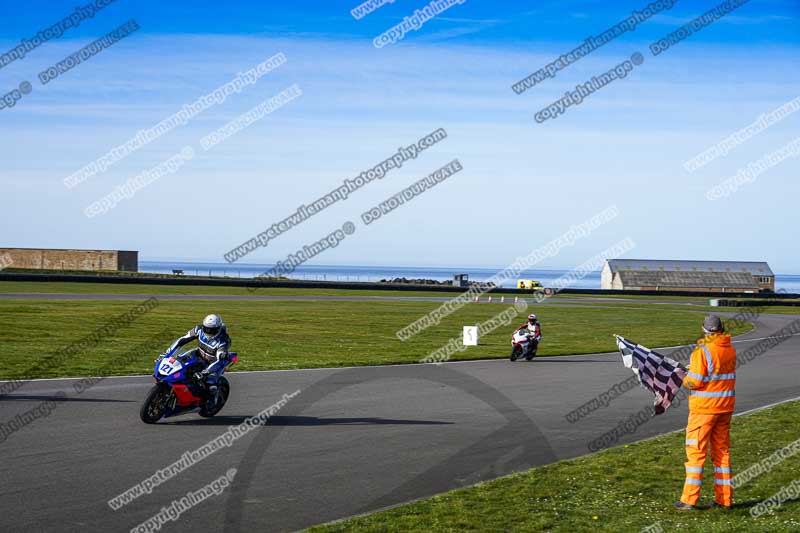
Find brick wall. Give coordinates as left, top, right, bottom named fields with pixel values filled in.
left=0, top=248, right=138, bottom=272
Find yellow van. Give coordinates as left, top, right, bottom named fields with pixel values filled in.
left=517, top=279, right=543, bottom=290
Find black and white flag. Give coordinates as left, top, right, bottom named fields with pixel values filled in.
left=615, top=335, right=686, bottom=415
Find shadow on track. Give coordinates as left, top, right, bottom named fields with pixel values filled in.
left=0, top=394, right=136, bottom=403
left=222, top=363, right=559, bottom=532
left=162, top=415, right=453, bottom=427
left=530, top=358, right=614, bottom=364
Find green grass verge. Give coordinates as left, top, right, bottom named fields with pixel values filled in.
left=708, top=305, right=800, bottom=315
left=560, top=293, right=713, bottom=302
left=0, top=280, right=614, bottom=299
left=0, top=280, right=474, bottom=298
left=0, top=298, right=752, bottom=379
left=0, top=280, right=744, bottom=301
left=6, top=280, right=799, bottom=317
left=310, top=400, right=800, bottom=532
left=613, top=303, right=800, bottom=316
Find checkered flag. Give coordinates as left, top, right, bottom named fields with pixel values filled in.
left=614, top=335, right=687, bottom=415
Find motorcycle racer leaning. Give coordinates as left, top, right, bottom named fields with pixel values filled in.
left=162, top=314, right=231, bottom=393
left=517, top=313, right=542, bottom=350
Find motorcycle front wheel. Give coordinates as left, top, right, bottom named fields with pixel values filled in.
left=510, top=345, right=522, bottom=361
left=140, top=384, right=171, bottom=424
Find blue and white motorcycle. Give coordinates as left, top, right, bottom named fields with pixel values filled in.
left=140, top=350, right=238, bottom=424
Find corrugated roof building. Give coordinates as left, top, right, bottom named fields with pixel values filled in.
left=601, top=259, right=774, bottom=293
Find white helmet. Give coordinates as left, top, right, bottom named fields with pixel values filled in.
left=202, top=314, right=223, bottom=339
left=528, top=314, right=537, bottom=323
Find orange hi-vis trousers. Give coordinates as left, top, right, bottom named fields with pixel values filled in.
left=681, top=412, right=733, bottom=506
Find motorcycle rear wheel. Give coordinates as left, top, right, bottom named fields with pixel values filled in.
left=199, top=377, right=230, bottom=418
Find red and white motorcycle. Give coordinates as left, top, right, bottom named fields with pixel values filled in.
left=510, top=327, right=539, bottom=361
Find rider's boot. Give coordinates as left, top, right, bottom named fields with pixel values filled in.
left=206, top=374, right=219, bottom=396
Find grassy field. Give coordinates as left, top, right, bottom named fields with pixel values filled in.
left=0, top=280, right=478, bottom=298
left=5, top=280, right=800, bottom=320
left=0, top=280, right=720, bottom=300
left=572, top=301, right=800, bottom=316
left=1, top=294, right=753, bottom=379
left=7, top=280, right=800, bottom=313
left=311, top=400, right=800, bottom=532
left=624, top=303, right=800, bottom=316
left=706, top=305, right=800, bottom=315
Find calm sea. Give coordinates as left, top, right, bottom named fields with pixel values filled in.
left=140, top=261, right=800, bottom=293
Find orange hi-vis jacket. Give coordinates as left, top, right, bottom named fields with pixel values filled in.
left=683, top=334, right=736, bottom=414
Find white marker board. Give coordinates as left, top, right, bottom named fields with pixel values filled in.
left=463, top=326, right=479, bottom=346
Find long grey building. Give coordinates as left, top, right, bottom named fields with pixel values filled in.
left=601, top=259, right=774, bottom=293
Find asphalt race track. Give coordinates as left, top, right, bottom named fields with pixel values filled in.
left=1, top=314, right=798, bottom=532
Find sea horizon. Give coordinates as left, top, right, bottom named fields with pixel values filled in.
left=139, top=260, right=800, bottom=292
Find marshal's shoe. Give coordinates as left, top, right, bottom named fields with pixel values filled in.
left=674, top=501, right=697, bottom=511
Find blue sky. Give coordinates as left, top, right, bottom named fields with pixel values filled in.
left=1, top=0, right=799, bottom=272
